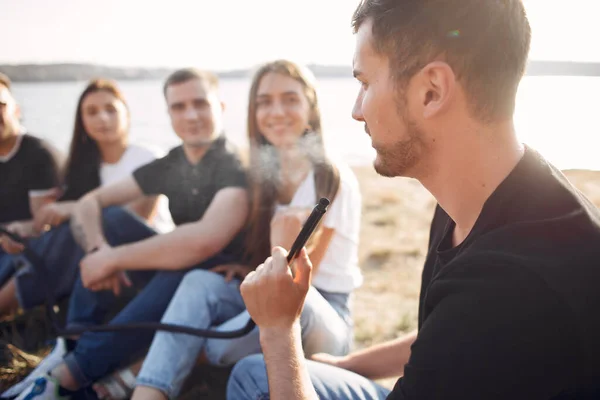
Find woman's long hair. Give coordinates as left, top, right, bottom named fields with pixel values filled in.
left=60, top=79, right=128, bottom=201
left=244, top=60, right=341, bottom=269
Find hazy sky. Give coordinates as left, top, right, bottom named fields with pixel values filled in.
left=1, top=0, right=599, bottom=70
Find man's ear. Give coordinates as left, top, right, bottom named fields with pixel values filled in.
left=418, top=61, right=456, bottom=119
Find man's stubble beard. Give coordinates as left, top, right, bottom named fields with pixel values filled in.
left=373, top=92, right=427, bottom=178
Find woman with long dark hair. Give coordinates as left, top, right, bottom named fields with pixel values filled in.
left=0, top=78, right=173, bottom=316
left=127, top=60, right=362, bottom=400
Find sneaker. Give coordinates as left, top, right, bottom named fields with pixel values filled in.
left=2, top=338, right=67, bottom=398
left=14, top=375, right=70, bottom=400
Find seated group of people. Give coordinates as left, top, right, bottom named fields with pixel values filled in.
left=0, top=61, right=363, bottom=400
left=4, top=0, right=600, bottom=399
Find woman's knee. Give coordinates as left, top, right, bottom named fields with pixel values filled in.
left=101, top=206, right=132, bottom=224
left=227, top=354, right=270, bottom=400
left=178, top=269, right=224, bottom=292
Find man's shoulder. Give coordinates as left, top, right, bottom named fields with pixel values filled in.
left=145, top=144, right=184, bottom=166
left=20, top=134, right=63, bottom=163
left=126, top=142, right=167, bottom=161
left=20, top=133, right=51, bottom=153
left=212, top=136, right=245, bottom=163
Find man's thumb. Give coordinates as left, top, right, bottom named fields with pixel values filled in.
left=294, top=247, right=312, bottom=289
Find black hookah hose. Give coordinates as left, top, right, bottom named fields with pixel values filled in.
left=0, top=197, right=329, bottom=339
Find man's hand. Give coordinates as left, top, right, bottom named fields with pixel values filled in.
left=0, top=221, right=35, bottom=254
left=311, top=353, right=352, bottom=370
left=270, top=207, right=311, bottom=250
left=80, top=245, right=130, bottom=294
left=241, top=246, right=312, bottom=330
left=88, top=272, right=132, bottom=296
left=34, top=202, right=72, bottom=231
left=210, top=263, right=253, bottom=282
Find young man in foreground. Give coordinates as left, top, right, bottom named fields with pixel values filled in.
left=228, top=0, right=600, bottom=399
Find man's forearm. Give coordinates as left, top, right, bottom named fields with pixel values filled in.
left=343, top=329, right=417, bottom=380
left=111, top=222, right=221, bottom=271
left=71, top=196, right=107, bottom=252
left=260, top=324, right=319, bottom=400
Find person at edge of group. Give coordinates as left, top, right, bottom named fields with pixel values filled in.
left=0, top=71, right=62, bottom=295
left=5, top=68, right=249, bottom=400
left=120, top=59, right=363, bottom=400
left=0, top=78, right=174, bottom=318
left=227, top=0, right=600, bottom=399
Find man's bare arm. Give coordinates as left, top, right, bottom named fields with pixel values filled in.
left=109, top=187, right=248, bottom=271
left=261, top=325, right=319, bottom=400
left=71, top=176, right=145, bottom=252
left=336, top=330, right=417, bottom=380
left=125, top=195, right=160, bottom=222
left=29, top=189, right=59, bottom=219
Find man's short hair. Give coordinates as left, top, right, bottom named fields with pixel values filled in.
left=352, top=0, right=531, bottom=122
left=163, top=68, right=219, bottom=98
left=0, top=72, right=11, bottom=91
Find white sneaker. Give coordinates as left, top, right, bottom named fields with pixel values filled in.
left=1, top=338, right=67, bottom=398
left=14, top=375, right=70, bottom=400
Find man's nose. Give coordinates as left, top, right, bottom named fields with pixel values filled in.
left=184, top=106, right=200, bottom=120
left=352, top=90, right=364, bottom=122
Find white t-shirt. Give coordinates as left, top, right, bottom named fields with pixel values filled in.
left=100, top=144, right=175, bottom=233
left=276, top=163, right=363, bottom=293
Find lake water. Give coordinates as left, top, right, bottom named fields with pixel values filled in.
left=10, top=76, right=600, bottom=170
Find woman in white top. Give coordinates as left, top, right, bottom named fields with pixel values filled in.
left=129, top=60, right=362, bottom=400
left=37, top=78, right=172, bottom=233
left=0, top=79, right=173, bottom=316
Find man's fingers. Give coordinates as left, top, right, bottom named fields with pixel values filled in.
left=120, top=272, right=132, bottom=287
left=224, top=269, right=236, bottom=282
left=210, top=265, right=228, bottom=274
left=293, top=247, right=312, bottom=290
left=3, top=239, right=24, bottom=254
left=270, top=247, right=290, bottom=273
left=310, top=353, right=342, bottom=368
left=112, top=278, right=121, bottom=296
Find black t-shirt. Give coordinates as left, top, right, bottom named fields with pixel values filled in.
left=133, top=136, right=247, bottom=255
left=0, top=134, right=62, bottom=224
left=389, top=147, right=600, bottom=400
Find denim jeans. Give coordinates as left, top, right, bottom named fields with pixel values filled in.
left=206, top=286, right=353, bottom=366
left=11, top=221, right=84, bottom=310
left=9, top=207, right=149, bottom=311
left=135, top=269, right=246, bottom=399
left=136, top=280, right=353, bottom=399
left=226, top=354, right=391, bottom=400
left=0, top=248, right=17, bottom=288
left=60, top=208, right=236, bottom=388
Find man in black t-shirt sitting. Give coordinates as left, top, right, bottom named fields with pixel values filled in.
left=7, top=68, right=250, bottom=398
left=0, top=72, right=62, bottom=291
left=228, top=1, right=600, bottom=400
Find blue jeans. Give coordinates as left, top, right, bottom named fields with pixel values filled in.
left=0, top=248, right=17, bottom=288
left=8, top=207, right=146, bottom=311
left=60, top=208, right=236, bottom=387
left=10, top=222, right=83, bottom=310
left=227, top=354, right=391, bottom=400
left=136, top=281, right=353, bottom=399
left=136, top=269, right=246, bottom=399
left=206, top=287, right=353, bottom=365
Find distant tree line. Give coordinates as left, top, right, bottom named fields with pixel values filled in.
left=0, top=61, right=598, bottom=83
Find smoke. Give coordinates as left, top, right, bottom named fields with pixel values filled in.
left=251, top=131, right=329, bottom=186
